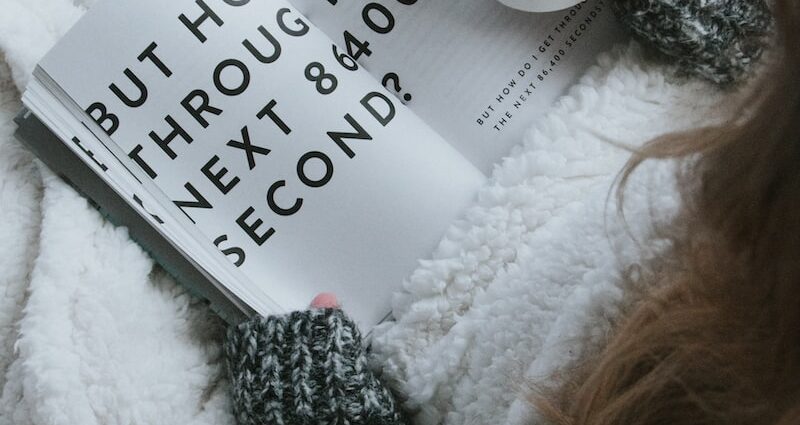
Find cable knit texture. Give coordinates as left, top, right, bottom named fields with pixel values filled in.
left=612, top=0, right=772, bottom=85
left=225, top=309, right=405, bottom=425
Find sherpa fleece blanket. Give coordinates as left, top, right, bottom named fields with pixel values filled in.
left=0, top=1, right=725, bottom=424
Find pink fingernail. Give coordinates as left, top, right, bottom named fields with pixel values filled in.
left=310, top=293, right=339, bottom=309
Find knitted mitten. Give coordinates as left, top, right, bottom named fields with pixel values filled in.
left=225, top=309, right=406, bottom=425
left=613, top=0, right=773, bottom=85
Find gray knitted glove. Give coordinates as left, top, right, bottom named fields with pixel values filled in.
left=225, top=309, right=406, bottom=425
left=613, top=0, right=772, bottom=85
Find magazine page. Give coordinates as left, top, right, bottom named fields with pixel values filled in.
left=36, top=0, right=485, bottom=327
left=291, top=0, right=621, bottom=173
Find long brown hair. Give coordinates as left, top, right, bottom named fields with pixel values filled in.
left=536, top=1, right=800, bottom=423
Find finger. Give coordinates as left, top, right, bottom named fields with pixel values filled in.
left=310, top=292, right=339, bottom=309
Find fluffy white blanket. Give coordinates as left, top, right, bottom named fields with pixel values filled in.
left=0, top=1, right=724, bottom=424
left=370, top=47, right=725, bottom=424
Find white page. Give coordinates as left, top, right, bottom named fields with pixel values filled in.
left=291, top=0, right=621, bottom=173
left=38, top=0, right=484, bottom=327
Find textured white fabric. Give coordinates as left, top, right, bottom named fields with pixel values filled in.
left=370, top=46, right=724, bottom=425
left=0, top=2, right=725, bottom=424
left=0, top=1, right=234, bottom=424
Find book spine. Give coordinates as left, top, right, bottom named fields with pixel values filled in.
left=14, top=109, right=250, bottom=324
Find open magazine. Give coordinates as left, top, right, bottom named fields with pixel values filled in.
left=17, top=0, right=618, bottom=328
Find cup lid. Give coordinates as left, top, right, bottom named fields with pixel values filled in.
left=496, top=0, right=584, bottom=13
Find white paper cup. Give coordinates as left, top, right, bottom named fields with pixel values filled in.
left=497, top=0, right=584, bottom=13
